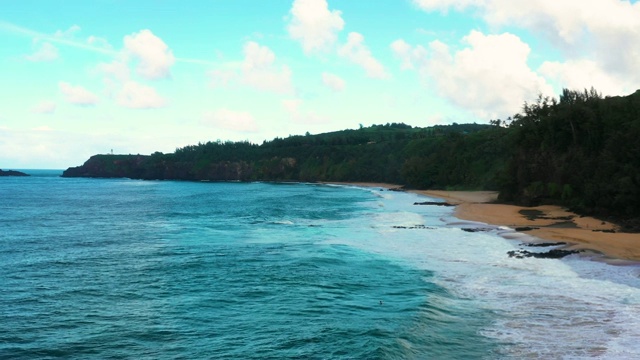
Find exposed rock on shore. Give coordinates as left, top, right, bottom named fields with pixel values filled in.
left=507, top=249, right=581, bottom=259
left=414, top=201, right=455, bottom=206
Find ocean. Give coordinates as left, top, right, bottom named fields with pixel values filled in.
left=1, top=170, right=640, bottom=359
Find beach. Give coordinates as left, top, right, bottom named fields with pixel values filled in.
left=336, top=183, right=640, bottom=262
left=416, top=190, right=640, bottom=262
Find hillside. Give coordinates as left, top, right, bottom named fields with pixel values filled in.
left=63, top=122, right=508, bottom=190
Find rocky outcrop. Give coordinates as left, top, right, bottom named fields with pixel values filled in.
left=62, top=155, right=150, bottom=178
left=507, top=249, right=581, bottom=259
left=413, top=201, right=455, bottom=206
left=0, top=169, right=29, bottom=176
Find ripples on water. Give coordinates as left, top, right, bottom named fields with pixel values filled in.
left=1, top=171, right=640, bottom=358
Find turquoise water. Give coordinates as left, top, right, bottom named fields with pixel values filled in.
left=2, top=171, right=640, bottom=358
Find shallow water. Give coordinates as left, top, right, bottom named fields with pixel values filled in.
left=1, top=171, right=639, bottom=358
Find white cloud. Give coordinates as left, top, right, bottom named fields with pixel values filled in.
left=391, top=39, right=428, bottom=72
left=390, top=40, right=412, bottom=68
left=87, top=35, right=113, bottom=51
left=59, top=82, right=99, bottom=106
left=32, top=125, right=54, bottom=132
left=282, top=99, right=303, bottom=114
left=96, top=40, right=168, bottom=110
left=281, top=98, right=326, bottom=124
left=98, top=59, right=131, bottom=83
left=203, top=109, right=259, bottom=132
left=242, top=66, right=293, bottom=94
left=208, top=69, right=236, bottom=88
left=287, top=0, right=345, bottom=54
left=467, top=1, right=638, bottom=46
left=123, top=29, right=175, bottom=80
left=116, top=81, right=167, bottom=109
left=0, top=126, right=138, bottom=169
left=54, top=25, right=81, bottom=38
left=539, top=59, right=627, bottom=96
left=412, top=0, right=640, bottom=95
left=412, top=0, right=480, bottom=12
left=413, top=1, right=592, bottom=42
left=434, top=31, right=553, bottom=117
left=398, top=31, right=553, bottom=119
left=241, top=42, right=293, bottom=94
left=321, top=72, right=345, bottom=92
left=98, top=63, right=160, bottom=110
left=338, top=32, right=389, bottom=79
left=243, top=41, right=276, bottom=70
left=206, top=42, right=293, bottom=94
left=32, top=100, right=57, bottom=114
left=0, top=21, right=116, bottom=56
left=0, top=127, right=66, bottom=168
left=25, top=42, right=58, bottom=62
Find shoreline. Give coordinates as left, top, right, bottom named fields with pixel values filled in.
left=418, top=190, right=640, bottom=263
left=332, top=182, right=640, bottom=263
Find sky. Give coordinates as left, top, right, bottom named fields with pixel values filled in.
left=1, top=0, right=640, bottom=169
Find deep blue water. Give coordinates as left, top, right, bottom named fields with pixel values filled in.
left=2, top=171, right=640, bottom=359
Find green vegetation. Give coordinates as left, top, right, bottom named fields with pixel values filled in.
left=63, top=88, right=640, bottom=229
left=65, top=122, right=508, bottom=188
left=500, top=88, right=640, bottom=229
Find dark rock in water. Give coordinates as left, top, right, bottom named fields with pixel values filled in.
left=388, top=187, right=406, bottom=192
left=461, top=228, right=493, bottom=233
left=413, top=201, right=455, bottom=207
left=507, top=249, right=580, bottom=259
left=392, top=225, right=435, bottom=230
left=0, top=169, right=29, bottom=176
left=514, top=226, right=539, bottom=232
left=522, top=242, right=567, bottom=247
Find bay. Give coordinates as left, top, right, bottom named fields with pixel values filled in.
left=1, top=171, right=640, bottom=358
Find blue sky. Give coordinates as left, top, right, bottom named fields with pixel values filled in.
left=1, top=0, right=639, bottom=168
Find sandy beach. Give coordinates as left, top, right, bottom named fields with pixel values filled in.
left=416, top=190, right=640, bottom=262
left=334, top=183, right=640, bottom=262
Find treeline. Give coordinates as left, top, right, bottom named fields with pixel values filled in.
left=63, top=88, right=640, bottom=228
left=500, top=88, right=640, bottom=229
left=64, top=122, right=507, bottom=189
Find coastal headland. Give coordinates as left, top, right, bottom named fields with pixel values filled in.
left=341, top=182, right=640, bottom=262
left=0, top=169, right=29, bottom=176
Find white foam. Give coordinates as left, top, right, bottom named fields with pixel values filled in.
left=272, top=220, right=294, bottom=225
left=336, top=188, right=640, bottom=358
